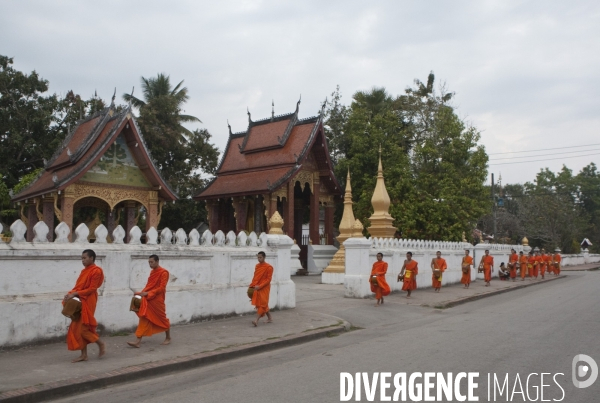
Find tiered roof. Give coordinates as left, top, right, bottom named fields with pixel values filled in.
left=12, top=105, right=177, bottom=202
left=196, top=102, right=341, bottom=199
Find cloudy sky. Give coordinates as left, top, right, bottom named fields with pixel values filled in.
left=2, top=0, right=599, bottom=184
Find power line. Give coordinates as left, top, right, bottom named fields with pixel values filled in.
left=489, top=143, right=600, bottom=156
left=489, top=152, right=600, bottom=166
left=490, top=148, right=600, bottom=161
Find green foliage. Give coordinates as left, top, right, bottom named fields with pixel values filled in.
left=123, top=74, right=219, bottom=231
left=325, top=74, right=489, bottom=241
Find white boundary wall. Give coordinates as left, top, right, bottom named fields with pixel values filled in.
left=344, top=237, right=525, bottom=298
left=0, top=220, right=295, bottom=347
left=560, top=251, right=600, bottom=266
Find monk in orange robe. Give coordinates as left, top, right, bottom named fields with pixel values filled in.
left=398, top=252, right=418, bottom=298
left=128, top=254, right=171, bottom=347
left=519, top=251, right=528, bottom=281
left=478, top=249, right=494, bottom=286
left=532, top=251, right=540, bottom=279
left=370, top=252, right=391, bottom=306
left=553, top=249, right=562, bottom=275
left=508, top=249, right=518, bottom=281
left=63, top=249, right=106, bottom=363
left=540, top=249, right=549, bottom=279
left=527, top=252, right=535, bottom=279
left=461, top=250, right=473, bottom=288
left=431, top=251, right=447, bottom=292
left=250, top=251, right=273, bottom=327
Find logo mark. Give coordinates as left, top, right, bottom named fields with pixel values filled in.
left=572, top=354, right=598, bottom=388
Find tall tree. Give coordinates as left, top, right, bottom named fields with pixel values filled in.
left=123, top=74, right=219, bottom=231
left=325, top=74, right=489, bottom=241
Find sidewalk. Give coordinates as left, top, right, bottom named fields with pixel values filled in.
left=0, top=309, right=347, bottom=402
left=560, top=263, right=600, bottom=271
left=0, top=268, right=575, bottom=403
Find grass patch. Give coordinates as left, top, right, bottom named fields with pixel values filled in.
left=348, top=326, right=364, bottom=331
left=265, top=337, right=280, bottom=340
left=326, top=332, right=339, bottom=338
left=434, top=304, right=449, bottom=310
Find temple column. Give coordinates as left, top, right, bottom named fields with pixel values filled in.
left=254, top=195, right=263, bottom=233
left=62, top=187, right=75, bottom=242
left=285, top=182, right=294, bottom=239
left=207, top=200, right=219, bottom=233
left=146, top=191, right=159, bottom=231
left=26, top=201, right=38, bottom=242
left=325, top=202, right=334, bottom=245
left=124, top=201, right=136, bottom=243
left=42, top=195, right=55, bottom=242
left=309, top=175, right=320, bottom=245
left=233, top=197, right=249, bottom=233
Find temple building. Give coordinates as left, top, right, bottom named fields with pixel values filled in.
left=11, top=104, right=177, bottom=242
left=195, top=101, right=342, bottom=266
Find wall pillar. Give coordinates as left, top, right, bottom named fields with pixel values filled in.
left=42, top=195, right=55, bottom=242
left=325, top=203, right=334, bottom=245
left=254, top=195, right=263, bottom=234
left=106, top=208, right=116, bottom=243
left=309, top=176, right=320, bottom=245
left=146, top=191, right=159, bottom=232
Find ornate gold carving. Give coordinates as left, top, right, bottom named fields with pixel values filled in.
left=70, top=183, right=150, bottom=210
left=268, top=211, right=284, bottom=235
left=35, top=198, right=43, bottom=221
left=273, top=185, right=287, bottom=200
left=319, top=195, right=333, bottom=205
left=53, top=193, right=63, bottom=222
left=157, top=201, right=165, bottom=227
left=367, top=145, right=396, bottom=238
left=522, top=236, right=529, bottom=246
left=20, top=203, right=29, bottom=226
left=134, top=206, right=141, bottom=226
left=293, top=170, right=314, bottom=193
left=352, top=219, right=364, bottom=238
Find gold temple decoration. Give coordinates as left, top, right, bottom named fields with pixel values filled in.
left=52, top=193, right=63, bottom=222
left=268, top=211, right=284, bottom=234
left=462, top=231, right=467, bottom=242
left=352, top=219, right=364, bottom=238
left=156, top=201, right=165, bottom=226
left=367, top=145, right=396, bottom=238
left=323, top=169, right=356, bottom=274
left=521, top=236, right=529, bottom=246
left=20, top=203, right=29, bottom=226
left=35, top=198, right=44, bottom=221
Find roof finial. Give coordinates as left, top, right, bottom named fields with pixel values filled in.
left=271, top=99, right=274, bottom=121
left=227, top=119, right=232, bottom=136
left=111, top=87, right=116, bottom=105
left=94, top=89, right=97, bottom=99
left=247, top=107, right=252, bottom=123
left=320, top=96, right=328, bottom=116
left=296, top=94, right=301, bottom=112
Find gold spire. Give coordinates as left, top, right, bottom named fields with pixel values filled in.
left=268, top=211, right=284, bottom=235
left=367, top=146, right=397, bottom=238
left=324, top=169, right=356, bottom=273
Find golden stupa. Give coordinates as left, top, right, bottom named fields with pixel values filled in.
left=323, top=169, right=356, bottom=274
left=367, top=146, right=397, bottom=238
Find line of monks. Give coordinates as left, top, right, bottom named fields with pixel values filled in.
left=369, top=248, right=562, bottom=304
left=62, top=249, right=273, bottom=363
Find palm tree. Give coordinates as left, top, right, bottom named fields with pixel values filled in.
left=352, top=87, right=392, bottom=116
left=123, top=73, right=200, bottom=137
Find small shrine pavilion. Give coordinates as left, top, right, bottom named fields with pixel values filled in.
left=195, top=101, right=342, bottom=264
left=11, top=104, right=177, bottom=242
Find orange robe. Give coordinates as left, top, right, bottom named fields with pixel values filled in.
left=135, top=267, right=170, bottom=338
left=554, top=254, right=562, bottom=275
left=542, top=255, right=552, bottom=276
left=532, top=256, right=540, bottom=278
left=540, top=254, right=550, bottom=276
left=509, top=253, right=518, bottom=279
left=64, top=264, right=104, bottom=351
left=461, top=256, right=473, bottom=285
left=250, top=262, right=273, bottom=316
left=402, top=260, right=418, bottom=291
left=431, top=258, right=447, bottom=288
left=370, top=261, right=391, bottom=299
left=519, top=255, right=528, bottom=279
left=482, top=255, right=494, bottom=282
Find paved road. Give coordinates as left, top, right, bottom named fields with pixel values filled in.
left=53, top=272, right=600, bottom=403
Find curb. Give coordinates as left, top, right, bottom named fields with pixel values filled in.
left=0, top=322, right=350, bottom=403
left=434, top=275, right=567, bottom=309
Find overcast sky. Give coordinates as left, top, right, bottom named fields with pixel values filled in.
left=2, top=0, right=599, bottom=185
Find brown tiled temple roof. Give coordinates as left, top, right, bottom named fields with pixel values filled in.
left=196, top=102, right=342, bottom=199
left=12, top=105, right=177, bottom=202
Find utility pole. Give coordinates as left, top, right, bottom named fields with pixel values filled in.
left=491, top=173, right=496, bottom=243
